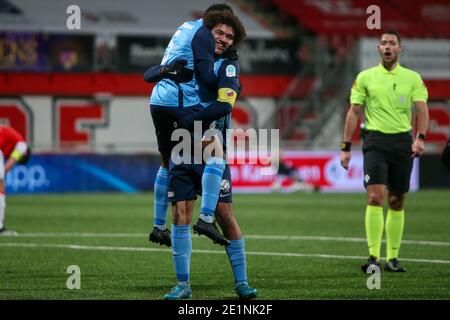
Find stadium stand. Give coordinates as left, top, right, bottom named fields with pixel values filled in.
left=0, top=0, right=449, bottom=151
left=262, top=0, right=450, bottom=148
left=1, top=0, right=274, bottom=37
left=272, top=0, right=450, bottom=37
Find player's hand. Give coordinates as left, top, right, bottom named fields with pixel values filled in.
left=411, top=138, right=425, bottom=158
left=222, top=47, right=239, bottom=60
left=441, top=138, right=450, bottom=170
left=340, top=151, right=351, bottom=170
left=162, top=59, right=193, bottom=83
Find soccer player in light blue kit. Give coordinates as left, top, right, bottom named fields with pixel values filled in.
left=163, top=12, right=257, bottom=300
left=145, top=9, right=257, bottom=300
left=146, top=4, right=235, bottom=248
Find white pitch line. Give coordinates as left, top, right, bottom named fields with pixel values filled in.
left=1, top=242, right=450, bottom=265
left=4, top=232, right=144, bottom=238
left=3, top=232, right=450, bottom=247
left=245, top=235, right=450, bottom=247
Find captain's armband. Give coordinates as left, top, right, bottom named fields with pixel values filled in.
left=217, top=88, right=237, bottom=107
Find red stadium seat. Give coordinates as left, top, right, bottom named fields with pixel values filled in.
left=271, top=0, right=447, bottom=37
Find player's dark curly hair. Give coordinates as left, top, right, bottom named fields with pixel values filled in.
left=205, top=3, right=233, bottom=14
left=203, top=10, right=246, bottom=46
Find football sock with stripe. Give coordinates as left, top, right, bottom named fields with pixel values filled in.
left=225, top=238, right=248, bottom=288
left=200, top=157, right=226, bottom=223
left=153, top=167, right=168, bottom=230
left=172, top=224, right=191, bottom=283
left=365, top=205, right=384, bottom=259
left=386, top=209, right=405, bottom=260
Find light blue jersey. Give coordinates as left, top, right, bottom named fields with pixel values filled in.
left=150, top=19, right=207, bottom=108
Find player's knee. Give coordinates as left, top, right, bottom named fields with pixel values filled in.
left=367, top=192, right=384, bottom=206
left=171, top=207, right=181, bottom=224
left=172, top=201, right=193, bottom=225
left=388, top=194, right=405, bottom=210
left=389, top=203, right=404, bottom=211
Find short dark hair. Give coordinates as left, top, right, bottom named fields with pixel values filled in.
left=381, top=30, right=401, bottom=44
left=203, top=10, right=246, bottom=46
left=205, top=3, right=233, bottom=14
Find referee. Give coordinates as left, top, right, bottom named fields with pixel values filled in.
left=339, top=30, right=429, bottom=273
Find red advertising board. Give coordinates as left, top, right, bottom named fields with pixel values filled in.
left=228, top=151, right=419, bottom=193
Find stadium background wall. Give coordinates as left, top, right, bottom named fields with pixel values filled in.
left=3, top=151, right=428, bottom=194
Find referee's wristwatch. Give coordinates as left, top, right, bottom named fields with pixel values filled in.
left=416, top=133, right=426, bottom=141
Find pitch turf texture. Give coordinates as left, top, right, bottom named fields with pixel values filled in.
left=1, top=190, right=449, bottom=300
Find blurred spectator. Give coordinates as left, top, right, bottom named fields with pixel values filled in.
left=0, top=125, right=31, bottom=235
left=272, top=159, right=315, bottom=192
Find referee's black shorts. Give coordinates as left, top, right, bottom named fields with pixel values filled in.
left=362, top=131, right=413, bottom=195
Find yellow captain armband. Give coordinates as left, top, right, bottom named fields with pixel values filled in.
left=11, top=150, right=22, bottom=161
left=217, top=88, right=237, bottom=107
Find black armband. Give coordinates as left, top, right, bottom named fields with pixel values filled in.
left=341, top=141, right=352, bottom=152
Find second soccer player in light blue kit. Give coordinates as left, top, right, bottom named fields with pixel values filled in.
left=145, top=7, right=257, bottom=300
left=146, top=4, right=235, bottom=247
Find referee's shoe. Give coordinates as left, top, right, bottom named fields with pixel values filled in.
left=361, top=255, right=381, bottom=273
left=384, top=258, right=406, bottom=272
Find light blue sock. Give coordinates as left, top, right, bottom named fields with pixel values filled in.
left=154, top=167, right=168, bottom=228
left=225, top=238, right=248, bottom=287
left=172, top=224, right=191, bottom=282
left=201, top=157, right=226, bottom=220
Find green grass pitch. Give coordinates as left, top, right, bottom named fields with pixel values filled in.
left=0, top=190, right=449, bottom=300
